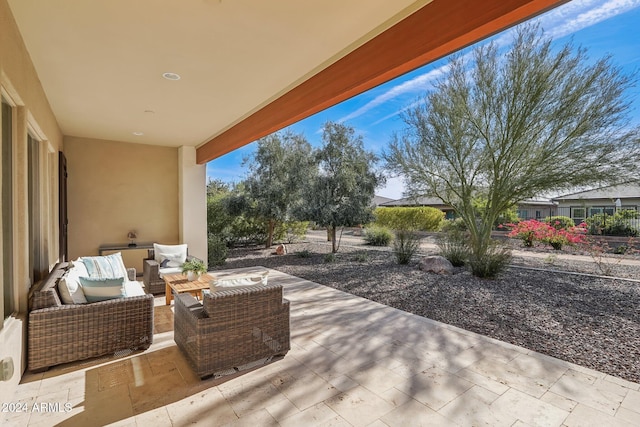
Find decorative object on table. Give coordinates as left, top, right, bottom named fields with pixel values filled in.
left=182, top=258, right=207, bottom=281
left=127, top=230, right=138, bottom=247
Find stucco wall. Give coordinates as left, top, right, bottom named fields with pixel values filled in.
left=64, top=136, right=179, bottom=261
left=0, top=0, right=63, bottom=401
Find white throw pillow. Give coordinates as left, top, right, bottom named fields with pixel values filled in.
left=210, top=268, right=269, bottom=291
left=154, top=243, right=188, bottom=266
left=58, top=268, right=88, bottom=304
left=159, top=252, right=183, bottom=268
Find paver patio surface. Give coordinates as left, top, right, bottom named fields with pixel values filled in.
left=6, top=270, right=639, bottom=426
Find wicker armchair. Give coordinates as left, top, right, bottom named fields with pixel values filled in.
left=173, top=283, right=290, bottom=379
left=28, top=262, right=154, bottom=371
left=143, top=248, right=202, bottom=294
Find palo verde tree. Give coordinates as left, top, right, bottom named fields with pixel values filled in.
left=385, top=24, right=640, bottom=277
left=244, top=131, right=315, bottom=248
left=301, top=121, right=385, bottom=253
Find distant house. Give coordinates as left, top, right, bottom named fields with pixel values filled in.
left=516, top=199, right=557, bottom=221
left=372, top=195, right=394, bottom=208
left=552, top=183, right=640, bottom=224
left=379, top=195, right=556, bottom=221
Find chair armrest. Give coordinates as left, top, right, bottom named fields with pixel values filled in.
left=143, top=259, right=160, bottom=287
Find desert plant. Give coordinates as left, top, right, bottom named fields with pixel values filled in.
left=467, top=241, right=512, bottom=278
left=436, top=228, right=470, bottom=267
left=352, top=252, right=369, bottom=263
left=364, top=226, right=394, bottom=246
left=506, top=219, right=587, bottom=250
left=580, top=236, right=639, bottom=276
left=393, top=230, right=420, bottom=264
left=295, top=249, right=312, bottom=258
left=207, top=235, right=228, bottom=267
left=384, top=24, right=640, bottom=278
left=323, top=253, right=336, bottom=263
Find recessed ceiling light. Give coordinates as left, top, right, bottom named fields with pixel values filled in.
left=133, top=131, right=144, bottom=136
left=162, top=72, right=181, bottom=81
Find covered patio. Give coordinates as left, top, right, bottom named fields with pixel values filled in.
left=8, top=1, right=637, bottom=424
left=6, top=270, right=639, bottom=426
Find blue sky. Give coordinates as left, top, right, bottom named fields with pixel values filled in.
left=206, top=0, right=640, bottom=200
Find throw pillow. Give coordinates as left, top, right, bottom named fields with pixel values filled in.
left=159, top=252, right=183, bottom=268
left=82, top=252, right=127, bottom=279
left=58, top=269, right=88, bottom=304
left=79, top=276, right=126, bottom=302
left=154, top=243, right=187, bottom=266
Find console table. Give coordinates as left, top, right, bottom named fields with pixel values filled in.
left=98, top=242, right=154, bottom=276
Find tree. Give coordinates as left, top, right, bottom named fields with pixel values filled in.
left=301, top=122, right=385, bottom=253
left=384, top=25, right=640, bottom=276
left=244, top=131, right=315, bottom=247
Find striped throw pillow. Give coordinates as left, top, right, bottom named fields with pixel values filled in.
left=82, top=252, right=127, bottom=279
left=79, top=276, right=126, bottom=302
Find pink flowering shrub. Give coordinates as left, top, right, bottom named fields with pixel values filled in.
left=505, top=219, right=587, bottom=250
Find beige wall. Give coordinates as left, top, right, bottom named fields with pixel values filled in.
left=0, top=0, right=63, bottom=401
left=178, top=146, right=207, bottom=261
left=64, top=136, right=179, bottom=261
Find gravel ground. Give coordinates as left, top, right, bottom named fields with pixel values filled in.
left=213, top=242, right=640, bottom=383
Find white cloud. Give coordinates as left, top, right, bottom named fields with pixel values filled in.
left=539, top=0, right=640, bottom=39
left=337, top=65, right=449, bottom=123
left=338, top=0, right=640, bottom=125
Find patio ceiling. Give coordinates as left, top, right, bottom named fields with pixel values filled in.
left=7, top=0, right=567, bottom=164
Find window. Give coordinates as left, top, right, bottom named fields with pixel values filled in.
left=28, top=133, right=42, bottom=283
left=589, top=206, right=615, bottom=217
left=570, top=207, right=585, bottom=224
left=517, top=209, right=529, bottom=220
left=2, top=98, right=14, bottom=320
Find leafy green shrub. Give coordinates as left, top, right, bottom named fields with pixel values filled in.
left=613, top=245, right=628, bottom=254
left=223, top=216, right=268, bottom=247
left=274, top=221, right=310, bottom=243
left=295, top=249, right=312, bottom=258
left=393, top=230, right=420, bottom=264
left=467, top=241, right=512, bottom=278
left=436, top=228, right=469, bottom=266
left=363, top=226, right=394, bottom=246
left=374, top=207, right=444, bottom=231
left=440, top=218, right=467, bottom=233
left=586, top=209, right=639, bottom=236
left=543, top=216, right=575, bottom=230
left=323, top=253, right=336, bottom=263
left=207, top=234, right=228, bottom=267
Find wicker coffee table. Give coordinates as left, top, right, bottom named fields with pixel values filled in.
left=164, top=273, right=213, bottom=305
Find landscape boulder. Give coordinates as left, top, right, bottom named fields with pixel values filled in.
left=275, top=244, right=287, bottom=255
left=419, top=256, right=454, bottom=275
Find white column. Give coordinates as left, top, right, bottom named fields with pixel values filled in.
left=178, top=146, right=207, bottom=262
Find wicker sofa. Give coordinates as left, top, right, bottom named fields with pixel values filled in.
left=174, top=283, right=290, bottom=379
left=28, top=261, right=154, bottom=371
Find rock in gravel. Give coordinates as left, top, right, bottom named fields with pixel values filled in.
left=275, top=244, right=287, bottom=255
left=418, top=256, right=454, bottom=275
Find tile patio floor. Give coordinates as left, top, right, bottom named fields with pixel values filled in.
left=5, top=270, right=640, bottom=426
